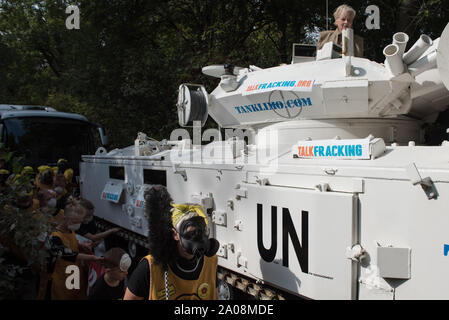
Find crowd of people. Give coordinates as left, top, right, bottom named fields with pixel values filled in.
left=1, top=159, right=219, bottom=300
left=0, top=159, right=129, bottom=300
left=0, top=2, right=368, bottom=301
left=1, top=4, right=362, bottom=300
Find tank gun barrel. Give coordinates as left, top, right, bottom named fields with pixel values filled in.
left=381, top=33, right=409, bottom=78
left=393, top=32, right=409, bottom=58
left=408, top=50, right=437, bottom=77
left=342, top=28, right=354, bottom=57
left=408, top=23, right=449, bottom=120
left=384, top=44, right=404, bottom=76
left=403, top=35, right=433, bottom=65
left=188, top=23, right=449, bottom=130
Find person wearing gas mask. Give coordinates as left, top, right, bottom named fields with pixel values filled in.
left=88, top=247, right=131, bottom=300
left=124, top=185, right=219, bottom=300
left=55, top=158, right=75, bottom=196
left=39, top=198, right=103, bottom=300
left=36, top=168, right=54, bottom=193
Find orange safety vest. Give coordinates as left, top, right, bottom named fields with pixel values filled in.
left=25, top=198, right=40, bottom=213
left=35, top=180, right=52, bottom=193
left=52, top=209, right=64, bottom=224
left=144, top=255, right=218, bottom=300
left=49, top=230, right=87, bottom=300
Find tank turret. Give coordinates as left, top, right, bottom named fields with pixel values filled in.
left=177, top=23, right=449, bottom=146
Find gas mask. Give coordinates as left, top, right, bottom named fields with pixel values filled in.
left=178, top=216, right=219, bottom=259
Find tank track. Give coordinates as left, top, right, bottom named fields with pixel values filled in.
left=217, top=266, right=287, bottom=300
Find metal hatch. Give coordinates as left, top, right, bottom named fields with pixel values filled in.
left=234, top=184, right=358, bottom=299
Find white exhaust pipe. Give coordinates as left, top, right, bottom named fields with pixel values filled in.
left=403, top=34, right=433, bottom=65
left=384, top=44, right=404, bottom=76
left=408, top=50, right=437, bottom=77
left=342, top=28, right=354, bottom=57
left=409, top=23, right=449, bottom=119
left=393, top=32, right=409, bottom=57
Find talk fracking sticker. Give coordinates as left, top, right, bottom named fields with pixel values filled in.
left=292, top=138, right=371, bottom=160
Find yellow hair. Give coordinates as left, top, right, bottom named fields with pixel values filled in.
left=64, top=168, right=73, bottom=182
left=171, top=203, right=208, bottom=231
left=37, top=165, right=51, bottom=173
left=21, top=166, right=34, bottom=175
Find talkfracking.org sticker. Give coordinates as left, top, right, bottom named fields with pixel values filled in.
left=243, top=79, right=314, bottom=96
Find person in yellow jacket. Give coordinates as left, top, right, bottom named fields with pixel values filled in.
left=38, top=198, right=103, bottom=300
left=36, top=168, right=54, bottom=193
left=16, top=190, right=40, bottom=213
left=64, top=168, right=74, bottom=195
left=10, top=166, right=35, bottom=184
left=124, top=185, right=219, bottom=300
left=55, top=159, right=74, bottom=195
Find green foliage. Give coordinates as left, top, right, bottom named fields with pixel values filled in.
left=0, top=143, right=23, bottom=175
left=0, top=144, right=56, bottom=299
left=0, top=0, right=447, bottom=298
left=0, top=0, right=448, bottom=148
left=0, top=251, right=28, bottom=299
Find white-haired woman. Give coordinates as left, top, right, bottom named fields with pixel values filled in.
left=317, top=4, right=364, bottom=57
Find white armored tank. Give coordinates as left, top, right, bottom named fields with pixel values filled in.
left=80, top=23, right=449, bottom=299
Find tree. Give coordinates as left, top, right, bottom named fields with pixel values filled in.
left=0, top=144, right=56, bottom=299
left=0, top=0, right=448, bottom=148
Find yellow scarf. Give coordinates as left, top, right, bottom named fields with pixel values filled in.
left=171, top=203, right=208, bottom=231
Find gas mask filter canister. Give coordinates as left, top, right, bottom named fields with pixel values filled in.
left=119, top=253, right=132, bottom=272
